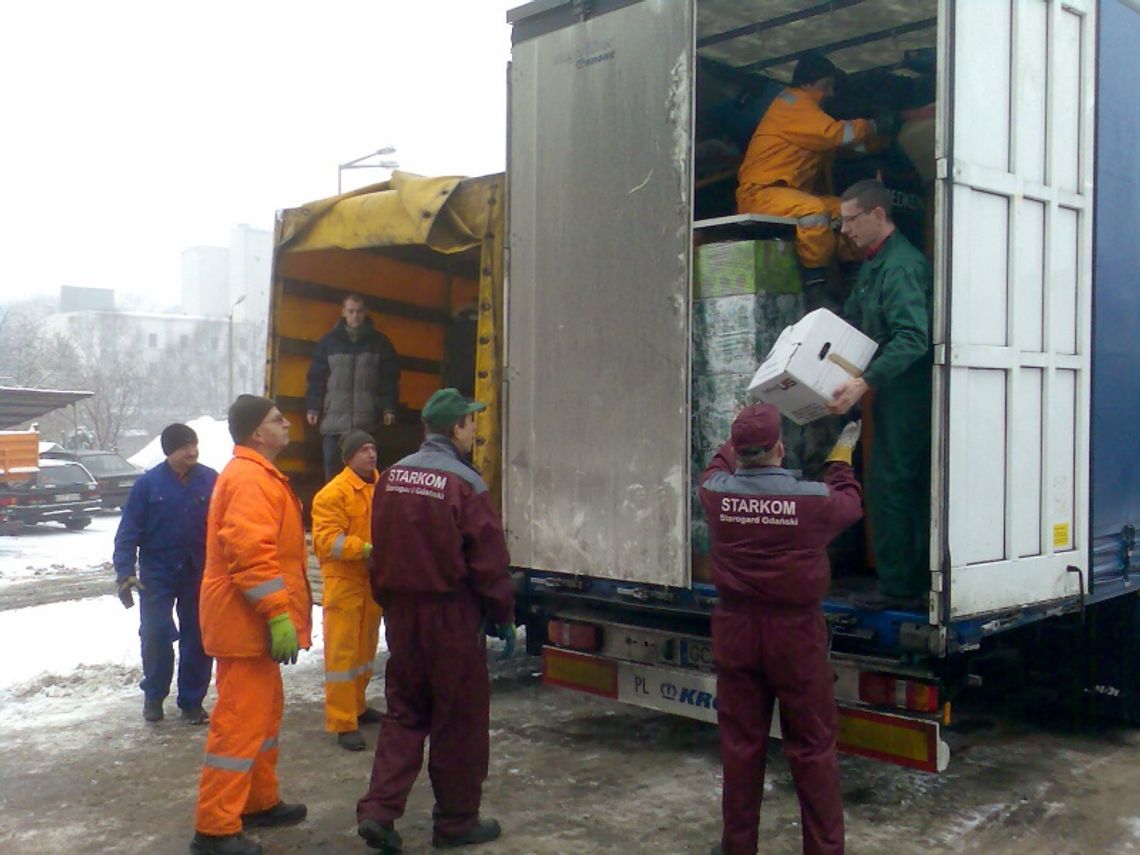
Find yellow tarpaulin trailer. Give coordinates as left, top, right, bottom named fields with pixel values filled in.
left=268, top=171, right=504, bottom=509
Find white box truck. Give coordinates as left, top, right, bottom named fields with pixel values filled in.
left=503, top=0, right=1140, bottom=771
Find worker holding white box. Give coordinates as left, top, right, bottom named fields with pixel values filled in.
left=828, top=179, right=934, bottom=611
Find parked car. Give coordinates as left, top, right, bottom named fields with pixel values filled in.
left=40, top=449, right=143, bottom=510
left=0, top=459, right=100, bottom=532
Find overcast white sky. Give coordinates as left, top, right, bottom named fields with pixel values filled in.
left=0, top=0, right=517, bottom=304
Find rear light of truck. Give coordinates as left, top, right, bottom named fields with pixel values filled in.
left=547, top=619, right=601, bottom=652
left=858, top=672, right=940, bottom=713
left=0, top=496, right=14, bottom=508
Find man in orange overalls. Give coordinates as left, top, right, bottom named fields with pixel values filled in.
left=311, top=429, right=382, bottom=752
left=189, top=395, right=313, bottom=855
left=736, top=52, right=884, bottom=288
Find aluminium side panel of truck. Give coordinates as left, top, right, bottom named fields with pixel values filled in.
left=505, top=0, right=694, bottom=588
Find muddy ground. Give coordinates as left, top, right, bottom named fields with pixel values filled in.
left=5, top=519, right=1140, bottom=853
left=6, top=640, right=1140, bottom=855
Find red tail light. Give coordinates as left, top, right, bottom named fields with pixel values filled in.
left=858, top=672, right=940, bottom=713
left=547, top=619, right=602, bottom=652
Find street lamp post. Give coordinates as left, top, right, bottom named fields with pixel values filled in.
left=227, top=294, right=247, bottom=408
left=338, top=146, right=399, bottom=194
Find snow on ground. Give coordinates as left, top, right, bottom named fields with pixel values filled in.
left=1, top=505, right=390, bottom=720
left=128, top=415, right=235, bottom=473
left=0, top=596, right=335, bottom=729
left=0, top=510, right=118, bottom=582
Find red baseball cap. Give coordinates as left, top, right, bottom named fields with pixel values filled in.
left=731, top=403, right=782, bottom=453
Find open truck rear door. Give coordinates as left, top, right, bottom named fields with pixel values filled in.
left=934, top=0, right=1096, bottom=619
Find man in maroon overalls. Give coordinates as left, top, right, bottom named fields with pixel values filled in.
left=700, top=403, right=863, bottom=855
left=356, top=388, right=515, bottom=853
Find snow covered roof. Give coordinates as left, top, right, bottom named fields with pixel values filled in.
left=128, top=416, right=235, bottom=473
left=0, top=387, right=93, bottom=429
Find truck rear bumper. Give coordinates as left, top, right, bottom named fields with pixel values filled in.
left=541, top=646, right=949, bottom=773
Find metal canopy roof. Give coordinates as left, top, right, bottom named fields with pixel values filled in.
left=0, top=386, right=92, bottom=430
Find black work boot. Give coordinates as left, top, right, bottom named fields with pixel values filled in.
left=189, top=831, right=262, bottom=855
left=337, top=730, right=366, bottom=751
left=358, top=818, right=403, bottom=853
left=143, top=698, right=164, bottom=722
left=357, top=707, right=383, bottom=725
left=180, top=706, right=210, bottom=725
left=432, top=818, right=502, bottom=849
left=241, top=801, right=307, bottom=828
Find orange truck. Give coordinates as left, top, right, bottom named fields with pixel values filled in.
left=0, top=430, right=39, bottom=486
left=0, top=430, right=39, bottom=532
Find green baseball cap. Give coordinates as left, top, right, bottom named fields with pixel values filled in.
left=422, top=388, right=486, bottom=428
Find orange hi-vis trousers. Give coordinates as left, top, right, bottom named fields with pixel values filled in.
left=194, top=656, right=283, bottom=836
left=737, top=185, right=843, bottom=270
left=323, top=574, right=382, bottom=733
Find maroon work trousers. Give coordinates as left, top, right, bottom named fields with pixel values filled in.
left=713, top=602, right=844, bottom=855
left=356, top=592, right=490, bottom=837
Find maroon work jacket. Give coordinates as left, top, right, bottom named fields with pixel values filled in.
left=370, top=434, right=514, bottom=625
left=699, top=442, right=863, bottom=608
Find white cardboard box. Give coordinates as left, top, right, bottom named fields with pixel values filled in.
left=747, top=308, right=878, bottom=425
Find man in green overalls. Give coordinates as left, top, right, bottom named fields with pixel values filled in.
left=829, top=179, right=932, bottom=610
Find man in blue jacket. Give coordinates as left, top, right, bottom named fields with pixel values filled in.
left=113, top=423, right=218, bottom=723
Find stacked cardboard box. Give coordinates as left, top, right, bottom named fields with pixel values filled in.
left=691, top=238, right=804, bottom=578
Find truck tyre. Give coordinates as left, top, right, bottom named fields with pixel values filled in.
left=64, top=517, right=92, bottom=531
left=1085, top=592, right=1140, bottom=725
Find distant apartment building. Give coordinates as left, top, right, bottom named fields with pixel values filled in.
left=180, top=225, right=272, bottom=322
left=181, top=247, right=231, bottom=317
left=40, top=310, right=263, bottom=420
left=59, top=285, right=115, bottom=313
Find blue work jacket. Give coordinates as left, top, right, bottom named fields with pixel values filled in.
left=112, top=461, right=218, bottom=583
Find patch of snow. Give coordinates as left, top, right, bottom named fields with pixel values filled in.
left=0, top=591, right=396, bottom=729
left=0, top=597, right=140, bottom=692
left=1124, top=817, right=1140, bottom=840
left=128, top=415, right=235, bottom=474
left=0, top=511, right=118, bottom=582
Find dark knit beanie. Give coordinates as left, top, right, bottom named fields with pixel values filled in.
left=340, top=430, right=376, bottom=463
left=228, top=395, right=276, bottom=444
left=791, top=51, right=840, bottom=87
left=160, top=423, right=198, bottom=456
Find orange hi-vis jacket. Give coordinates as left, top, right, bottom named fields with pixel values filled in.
left=312, top=466, right=376, bottom=578
left=200, top=445, right=313, bottom=658
left=738, top=87, right=874, bottom=194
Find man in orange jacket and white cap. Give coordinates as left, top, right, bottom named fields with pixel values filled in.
left=736, top=51, right=888, bottom=289
left=190, top=395, right=313, bottom=855
left=311, top=429, right=383, bottom=752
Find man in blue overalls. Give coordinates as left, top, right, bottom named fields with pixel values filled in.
left=114, top=423, right=218, bottom=723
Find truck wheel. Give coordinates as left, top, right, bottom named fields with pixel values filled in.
left=64, top=517, right=92, bottom=531
left=1085, top=592, right=1140, bottom=725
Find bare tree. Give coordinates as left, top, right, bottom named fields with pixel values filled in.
left=61, top=313, right=153, bottom=448
left=0, top=305, right=73, bottom=388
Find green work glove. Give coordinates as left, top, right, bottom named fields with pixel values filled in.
left=826, top=420, right=862, bottom=466
left=362, top=543, right=373, bottom=559
left=117, top=576, right=145, bottom=609
left=485, top=621, right=517, bottom=661
left=267, top=613, right=299, bottom=665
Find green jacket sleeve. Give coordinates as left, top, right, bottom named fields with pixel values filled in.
left=861, top=264, right=930, bottom=390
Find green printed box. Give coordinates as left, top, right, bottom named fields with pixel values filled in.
left=694, top=239, right=802, bottom=299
